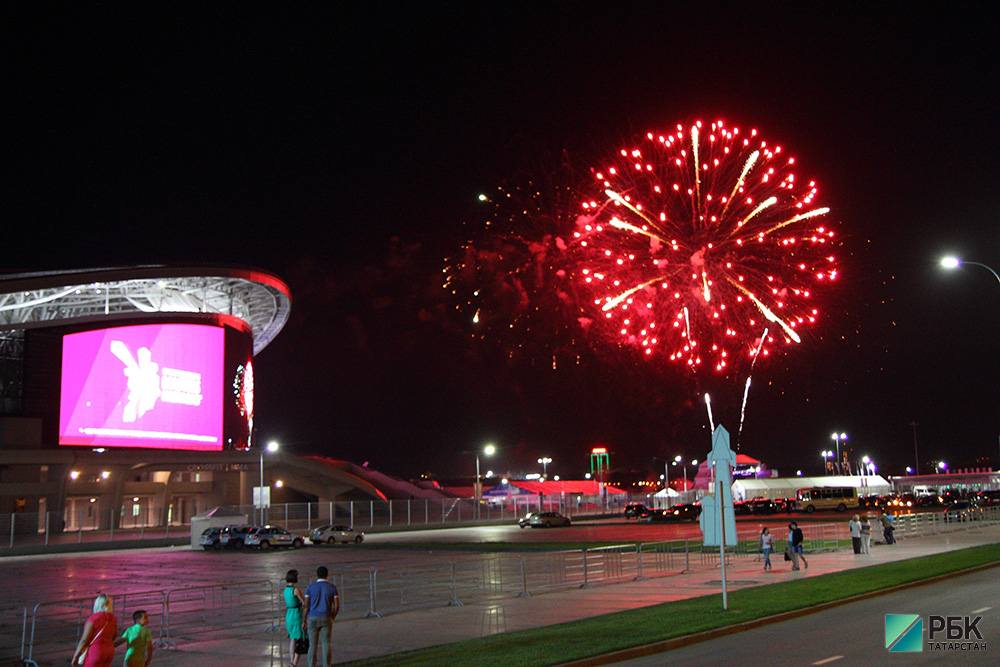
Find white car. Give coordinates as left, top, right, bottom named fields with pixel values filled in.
left=243, top=525, right=305, bottom=549
left=310, top=524, right=365, bottom=544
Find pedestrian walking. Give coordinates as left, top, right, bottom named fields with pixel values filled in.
left=760, top=527, right=774, bottom=571
left=880, top=511, right=895, bottom=544
left=71, top=593, right=120, bottom=667
left=790, top=521, right=808, bottom=569
left=285, top=570, right=307, bottom=667
left=121, top=609, right=153, bottom=667
left=860, top=515, right=872, bottom=554
left=304, top=566, right=339, bottom=667
left=849, top=514, right=862, bottom=554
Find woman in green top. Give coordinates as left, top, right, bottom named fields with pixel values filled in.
left=284, top=569, right=307, bottom=667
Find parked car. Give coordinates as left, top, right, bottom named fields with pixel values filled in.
left=732, top=500, right=753, bottom=515
left=244, top=525, right=306, bottom=550
left=624, top=503, right=650, bottom=519
left=943, top=500, right=982, bottom=523
left=199, top=527, right=223, bottom=550
left=748, top=499, right=778, bottom=515
left=637, top=508, right=670, bottom=523
left=219, top=524, right=255, bottom=550
left=976, top=490, right=1000, bottom=507
left=637, top=504, right=702, bottom=522
left=527, top=511, right=571, bottom=528
left=667, top=503, right=702, bottom=522
left=518, top=512, right=540, bottom=528
left=310, top=524, right=364, bottom=544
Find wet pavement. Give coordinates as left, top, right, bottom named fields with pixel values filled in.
left=7, top=521, right=999, bottom=666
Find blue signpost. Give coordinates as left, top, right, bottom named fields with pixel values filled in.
left=699, top=425, right=737, bottom=609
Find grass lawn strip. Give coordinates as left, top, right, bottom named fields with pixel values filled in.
left=341, top=542, right=1000, bottom=667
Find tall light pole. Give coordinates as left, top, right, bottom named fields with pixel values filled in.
left=260, top=440, right=279, bottom=525
left=941, top=257, right=999, bottom=472
left=476, top=444, right=495, bottom=517
left=831, top=432, right=847, bottom=474
left=910, top=421, right=919, bottom=475
left=537, top=457, right=552, bottom=478
left=673, top=456, right=696, bottom=493
left=941, top=256, right=1000, bottom=285
left=821, top=450, right=833, bottom=474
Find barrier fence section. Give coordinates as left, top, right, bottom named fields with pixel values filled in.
left=11, top=511, right=1000, bottom=664
left=21, top=590, right=167, bottom=667
left=0, top=495, right=632, bottom=551
left=160, top=580, right=277, bottom=648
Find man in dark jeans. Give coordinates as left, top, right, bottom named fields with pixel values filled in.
left=789, top=521, right=808, bottom=570
left=304, top=566, right=339, bottom=667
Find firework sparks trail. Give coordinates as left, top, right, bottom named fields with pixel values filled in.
left=736, top=327, right=769, bottom=447
left=705, top=393, right=715, bottom=433
left=571, top=119, right=839, bottom=376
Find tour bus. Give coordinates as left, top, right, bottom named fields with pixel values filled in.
left=793, top=486, right=860, bottom=513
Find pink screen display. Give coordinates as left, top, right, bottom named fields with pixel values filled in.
left=59, top=324, right=224, bottom=450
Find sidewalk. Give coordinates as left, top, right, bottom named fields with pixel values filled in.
left=140, top=524, right=1000, bottom=666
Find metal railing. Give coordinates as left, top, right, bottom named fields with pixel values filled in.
left=10, top=510, right=1000, bottom=664
left=0, top=495, right=634, bottom=551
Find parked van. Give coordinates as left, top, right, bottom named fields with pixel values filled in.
left=793, top=486, right=859, bottom=513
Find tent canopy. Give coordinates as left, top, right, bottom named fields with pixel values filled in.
left=731, top=475, right=891, bottom=501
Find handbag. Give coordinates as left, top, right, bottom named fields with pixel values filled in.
left=295, top=636, right=310, bottom=655
left=77, top=624, right=105, bottom=665
left=783, top=546, right=791, bottom=561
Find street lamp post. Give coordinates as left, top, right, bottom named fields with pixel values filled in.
left=259, top=441, right=279, bottom=525
left=861, top=456, right=875, bottom=477
left=673, top=456, right=697, bottom=496
left=821, top=450, right=833, bottom=474
left=476, top=444, right=496, bottom=518
left=831, top=432, right=847, bottom=474
left=941, top=256, right=1000, bottom=285
left=537, top=457, right=552, bottom=479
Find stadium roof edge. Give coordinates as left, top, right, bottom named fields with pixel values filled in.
left=0, top=265, right=291, bottom=355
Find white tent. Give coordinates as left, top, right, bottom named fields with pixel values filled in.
left=731, top=475, right=891, bottom=502
left=651, top=486, right=682, bottom=508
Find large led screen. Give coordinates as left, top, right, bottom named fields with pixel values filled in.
left=59, top=324, right=224, bottom=450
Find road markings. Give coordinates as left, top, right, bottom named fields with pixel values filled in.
left=971, top=606, right=992, bottom=614
left=812, top=657, right=844, bottom=665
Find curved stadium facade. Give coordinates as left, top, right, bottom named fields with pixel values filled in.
left=0, top=266, right=302, bottom=528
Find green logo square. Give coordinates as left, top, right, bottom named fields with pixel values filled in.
left=885, top=614, right=922, bottom=652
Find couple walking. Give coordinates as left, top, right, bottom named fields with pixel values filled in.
left=759, top=522, right=806, bottom=571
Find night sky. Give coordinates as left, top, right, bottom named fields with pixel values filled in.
left=5, top=5, right=999, bottom=482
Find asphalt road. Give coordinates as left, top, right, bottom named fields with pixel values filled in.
left=601, top=567, right=999, bottom=666
left=1, top=516, right=775, bottom=608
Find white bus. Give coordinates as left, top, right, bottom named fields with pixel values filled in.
left=794, top=486, right=859, bottom=513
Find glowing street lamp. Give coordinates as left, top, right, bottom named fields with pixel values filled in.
left=941, top=256, right=1000, bottom=285
left=475, top=444, right=496, bottom=512
left=831, top=432, right=847, bottom=473
left=259, top=440, right=279, bottom=523
left=821, top=450, right=834, bottom=474
left=673, top=456, right=697, bottom=492
left=537, top=457, right=552, bottom=478
left=861, top=456, right=876, bottom=476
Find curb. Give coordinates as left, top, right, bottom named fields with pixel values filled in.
left=557, top=558, right=1000, bottom=667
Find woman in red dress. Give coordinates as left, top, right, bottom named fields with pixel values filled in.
left=71, top=593, right=120, bottom=667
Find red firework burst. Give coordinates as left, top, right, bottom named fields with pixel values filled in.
left=571, top=119, right=839, bottom=374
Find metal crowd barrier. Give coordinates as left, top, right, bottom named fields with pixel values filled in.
left=14, top=582, right=276, bottom=666
left=11, top=512, right=999, bottom=664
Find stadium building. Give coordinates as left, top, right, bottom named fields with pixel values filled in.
left=0, top=266, right=441, bottom=535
